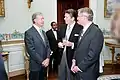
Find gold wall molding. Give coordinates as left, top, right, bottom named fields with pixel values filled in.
left=1, top=40, right=24, bottom=45
left=104, top=60, right=112, bottom=64
left=0, top=0, right=5, bottom=16
left=27, top=0, right=33, bottom=9
left=8, top=69, right=25, bottom=77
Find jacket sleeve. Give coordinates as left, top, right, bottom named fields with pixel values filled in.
left=44, top=32, right=51, bottom=58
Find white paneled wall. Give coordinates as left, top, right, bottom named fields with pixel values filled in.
left=3, top=43, right=24, bottom=72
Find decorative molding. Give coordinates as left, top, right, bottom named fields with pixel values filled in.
left=0, top=0, right=5, bottom=16
left=1, top=40, right=24, bottom=45
left=27, top=0, right=33, bottom=9
left=0, top=30, right=24, bottom=41
left=8, top=69, right=25, bottom=77
left=104, top=60, right=112, bottom=64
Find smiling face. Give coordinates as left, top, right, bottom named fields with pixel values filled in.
left=64, top=13, right=74, bottom=25
left=51, top=22, right=57, bottom=30
left=34, top=15, right=44, bottom=27
left=77, top=12, right=88, bottom=26
left=77, top=7, right=93, bottom=27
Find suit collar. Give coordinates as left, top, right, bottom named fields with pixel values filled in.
left=31, top=26, right=46, bottom=47
left=77, top=23, right=94, bottom=47
left=68, top=23, right=79, bottom=41
left=50, top=29, right=57, bottom=40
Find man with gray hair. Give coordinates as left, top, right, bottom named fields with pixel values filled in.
left=24, top=12, right=51, bottom=80
left=71, top=7, right=104, bottom=80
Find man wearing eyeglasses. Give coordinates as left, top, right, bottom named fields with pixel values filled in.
left=71, top=7, right=104, bottom=80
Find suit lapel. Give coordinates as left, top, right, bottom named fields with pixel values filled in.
left=68, top=23, right=77, bottom=41
left=62, top=24, right=67, bottom=38
left=32, top=27, right=46, bottom=47
left=42, top=31, right=47, bottom=46
left=51, top=29, right=57, bottom=40
left=77, top=23, right=94, bottom=47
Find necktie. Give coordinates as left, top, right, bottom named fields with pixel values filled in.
left=65, top=26, right=71, bottom=40
left=78, top=29, right=83, bottom=42
left=39, top=29, right=45, bottom=42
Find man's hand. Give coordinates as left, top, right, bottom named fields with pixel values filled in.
left=58, top=42, right=64, bottom=48
left=72, top=66, right=82, bottom=73
left=63, top=40, right=73, bottom=47
left=42, top=58, right=49, bottom=67
left=71, top=59, right=76, bottom=73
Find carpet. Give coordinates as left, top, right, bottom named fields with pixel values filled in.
left=98, top=74, right=120, bottom=80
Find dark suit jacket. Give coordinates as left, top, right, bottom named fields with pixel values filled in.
left=46, top=29, right=58, bottom=53
left=24, top=26, right=51, bottom=71
left=74, top=23, right=104, bottom=80
left=58, top=23, right=83, bottom=69
left=46, top=29, right=59, bottom=65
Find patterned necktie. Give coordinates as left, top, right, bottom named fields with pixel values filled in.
left=78, top=29, right=83, bottom=42
left=65, top=26, right=71, bottom=40
left=39, top=29, right=45, bottom=42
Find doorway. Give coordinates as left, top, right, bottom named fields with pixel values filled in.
left=57, top=0, right=89, bottom=25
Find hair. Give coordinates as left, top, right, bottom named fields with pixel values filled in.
left=111, top=10, right=120, bottom=41
left=32, top=12, right=43, bottom=23
left=65, top=9, right=77, bottom=21
left=78, top=7, right=93, bottom=21
left=51, top=21, right=56, bottom=26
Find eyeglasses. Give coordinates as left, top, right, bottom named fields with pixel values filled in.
left=78, top=15, right=88, bottom=18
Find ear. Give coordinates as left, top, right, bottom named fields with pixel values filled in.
left=34, top=18, right=36, bottom=23
left=72, top=17, right=75, bottom=21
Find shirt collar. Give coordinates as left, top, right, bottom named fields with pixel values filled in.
left=67, top=21, right=75, bottom=29
left=52, top=28, right=56, bottom=31
left=83, top=22, right=92, bottom=33
left=33, top=24, right=42, bottom=32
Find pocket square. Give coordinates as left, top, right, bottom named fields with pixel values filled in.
left=74, top=34, right=79, bottom=36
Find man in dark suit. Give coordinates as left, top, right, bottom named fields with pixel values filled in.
left=71, top=7, right=104, bottom=80
left=58, top=9, right=83, bottom=80
left=46, top=21, right=59, bottom=73
left=24, top=12, right=51, bottom=80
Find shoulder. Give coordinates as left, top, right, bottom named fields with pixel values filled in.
left=46, top=29, right=52, bottom=33
left=74, top=23, right=83, bottom=30
left=90, top=23, right=103, bottom=36
left=46, top=29, right=52, bottom=35
left=25, top=26, right=35, bottom=35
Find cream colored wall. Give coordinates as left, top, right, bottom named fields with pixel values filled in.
left=0, top=0, right=57, bottom=33
left=90, top=0, right=110, bottom=30
left=0, top=0, right=110, bottom=33
left=0, top=0, right=116, bottom=61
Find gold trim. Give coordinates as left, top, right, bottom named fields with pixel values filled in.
left=0, top=0, right=5, bottom=16
left=104, top=36, right=114, bottom=39
left=27, top=0, right=31, bottom=9
left=104, top=0, right=108, bottom=18
left=1, top=40, right=24, bottom=45
left=8, top=69, right=25, bottom=77
left=104, top=60, right=112, bottom=64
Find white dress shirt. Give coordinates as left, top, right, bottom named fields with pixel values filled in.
left=65, top=22, right=75, bottom=49
left=33, top=24, right=45, bottom=42
left=81, top=22, right=92, bottom=36
left=52, top=29, right=57, bottom=40
left=65, top=22, right=75, bottom=40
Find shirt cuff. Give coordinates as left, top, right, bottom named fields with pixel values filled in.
left=71, top=42, right=74, bottom=49
left=78, top=67, right=83, bottom=72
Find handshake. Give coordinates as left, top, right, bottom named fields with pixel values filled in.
left=58, top=40, right=74, bottom=48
